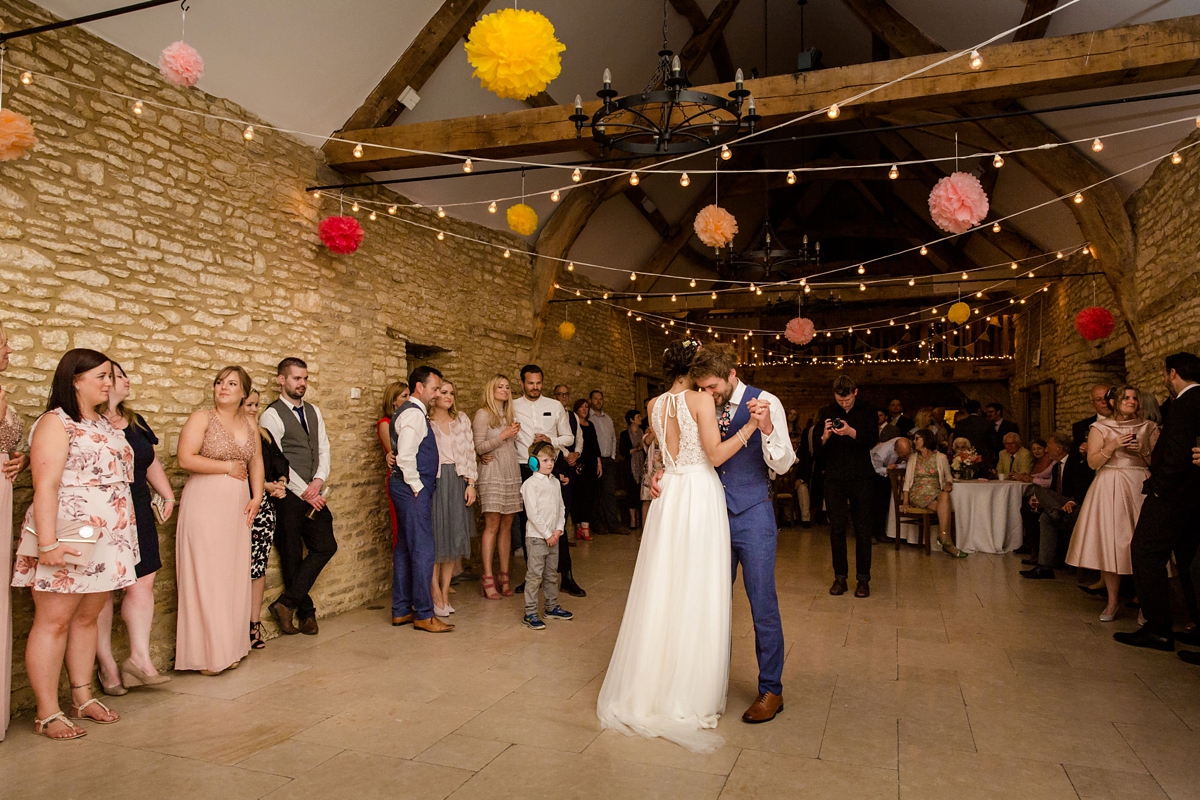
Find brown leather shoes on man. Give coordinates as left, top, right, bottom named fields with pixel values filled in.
left=299, top=616, right=319, bottom=636
left=855, top=581, right=870, bottom=598
left=270, top=601, right=299, bottom=635
left=829, top=577, right=848, bottom=596
left=391, top=614, right=413, bottom=627
left=413, top=616, right=454, bottom=633
left=742, top=692, right=784, bottom=723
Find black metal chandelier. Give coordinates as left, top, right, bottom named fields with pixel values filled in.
left=569, top=2, right=759, bottom=155
left=718, top=218, right=820, bottom=281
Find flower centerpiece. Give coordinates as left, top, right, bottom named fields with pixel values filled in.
left=950, top=447, right=983, bottom=480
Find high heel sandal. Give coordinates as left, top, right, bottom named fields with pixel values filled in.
left=480, top=575, right=501, bottom=600
left=250, top=621, right=266, bottom=650
left=498, top=571, right=514, bottom=597
left=939, top=538, right=968, bottom=559
left=97, top=666, right=127, bottom=697
left=576, top=525, right=593, bottom=542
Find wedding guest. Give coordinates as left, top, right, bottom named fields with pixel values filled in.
left=14, top=350, right=134, bottom=739
left=588, top=390, right=621, bottom=534
left=520, top=440, right=573, bottom=631
left=377, top=381, right=408, bottom=547
left=955, top=401, right=993, bottom=468
left=244, top=390, right=289, bottom=650
left=428, top=380, right=476, bottom=617
left=996, top=432, right=1034, bottom=480
left=1029, top=439, right=1054, bottom=486
left=261, top=358, right=336, bottom=637
left=796, top=417, right=817, bottom=527
left=815, top=375, right=879, bottom=597
left=390, top=366, right=452, bottom=632
left=175, top=367, right=263, bottom=675
left=871, top=436, right=911, bottom=543
left=1020, top=433, right=1089, bottom=579
left=1116, top=353, right=1200, bottom=654
left=1066, top=386, right=1158, bottom=622
left=549, top=384, right=585, bottom=596
left=901, top=430, right=965, bottom=557
left=986, top=402, right=1020, bottom=460
left=0, top=325, right=29, bottom=742
left=887, top=399, right=913, bottom=434
left=513, top=366, right=575, bottom=566
left=911, top=407, right=934, bottom=438
left=573, top=399, right=603, bottom=541
left=473, top=374, right=521, bottom=600
left=95, top=361, right=174, bottom=695
left=619, top=409, right=646, bottom=528
left=640, top=426, right=660, bottom=528
left=877, top=410, right=902, bottom=443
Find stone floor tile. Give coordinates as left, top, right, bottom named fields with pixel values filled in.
left=265, top=749, right=472, bottom=799
left=719, top=748, right=898, bottom=799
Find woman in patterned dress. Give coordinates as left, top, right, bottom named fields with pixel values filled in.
left=901, top=429, right=965, bottom=558
left=174, top=367, right=263, bottom=675
left=473, top=374, right=521, bottom=599
left=244, top=389, right=289, bottom=650
left=13, top=349, right=136, bottom=739
left=0, top=324, right=29, bottom=742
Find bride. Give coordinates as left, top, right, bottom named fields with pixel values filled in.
left=596, top=339, right=759, bottom=753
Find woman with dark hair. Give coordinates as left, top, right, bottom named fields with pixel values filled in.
left=95, top=361, right=175, bottom=695
left=377, top=381, right=408, bottom=547
left=573, top=398, right=602, bottom=541
left=0, top=324, right=29, bottom=742
left=620, top=409, right=645, bottom=528
left=13, top=349, right=135, bottom=739
left=174, top=366, right=264, bottom=675
left=901, top=429, right=965, bottom=558
left=1029, top=438, right=1054, bottom=487
left=244, top=389, right=289, bottom=650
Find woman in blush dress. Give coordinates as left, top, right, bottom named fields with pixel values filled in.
left=473, top=374, right=521, bottom=599
left=1066, top=386, right=1158, bottom=622
left=13, top=349, right=136, bottom=739
left=174, top=366, right=263, bottom=675
left=0, top=324, right=29, bottom=742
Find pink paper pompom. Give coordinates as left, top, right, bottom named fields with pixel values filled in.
left=1074, top=306, right=1114, bottom=341
left=159, top=41, right=205, bottom=87
left=0, top=109, right=37, bottom=161
left=928, top=171, right=989, bottom=234
left=694, top=205, right=738, bottom=249
left=785, top=317, right=816, bottom=345
left=318, top=215, right=364, bottom=255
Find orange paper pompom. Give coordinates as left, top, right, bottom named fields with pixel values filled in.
left=694, top=205, right=738, bottom=249
left=0, top=109, right=37, bottom=161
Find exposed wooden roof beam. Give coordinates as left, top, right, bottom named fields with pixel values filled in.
left=327, top=16, right=1200, bottom=171
left=1014, top=0, right=1060, bottom=43
left=669, top=0, right=737, bottom=81
left=842, top=0, right=941, bottom=57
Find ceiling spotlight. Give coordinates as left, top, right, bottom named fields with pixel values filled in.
left=1172, top=151, right=1183, bottom=165
left=720, top=144, right=732, bottom=161
left=888, top=164, right=899, bottom=180
left=20, top=71, right=32, bottom=85
left=572, top=168, right=582, bottom=182
left=1073, top=192, right=1084, bottom=204
left=388, top=205, right=397, bottom=214
left=969, top=50, right=983, bottom=70
left=551, top=189, right=560, bottom=202
left=827, top=103, right=840, bottom=119
left=352, top=142, right=363, bottom=158
left=628, top=172, right=640, bottom=186
left=133, top=100, right=144, bottom=115
left=919, top=246, right=928, bottom=256
left=243, top=125, right=255, bottom=141
left=1091, top=138, right=1104, bottom=153
left=992, top=222, right=1001, bottom=233
left=488, top=201, right=497, bottom=213
left=786, top=170, right=796, bottom=185
left=679, top=173, right=690, bottom=187
left=436, top=206, right=446, bottom=218
left=993, top=153, right=1004, bottom=168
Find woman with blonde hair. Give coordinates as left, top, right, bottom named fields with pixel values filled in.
left=429, top=380, right=477, bottom=616
left=174, top=366, right=263, bottom=675
left=473, top=374, right=521, bottom=599
left=911, top=407, right=934, bottom=436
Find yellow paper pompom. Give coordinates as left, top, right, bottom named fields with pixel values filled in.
left=558, top=321, right=576, bottom=340
left=464, top=8, right=565, bottom=100
left=507, top=203, right=539, bottom=236
left=947, top=302, right=971, bottom=325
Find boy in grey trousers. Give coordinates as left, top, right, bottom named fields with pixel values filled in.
left=519, top=441, right=574, bottom=630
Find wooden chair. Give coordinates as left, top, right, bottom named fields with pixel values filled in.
left=772, top=473, right=799, bottom=527
left=888, top=469, right=956, bottom=556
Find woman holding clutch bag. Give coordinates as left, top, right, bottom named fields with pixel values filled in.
left=95, top=361, right=176, bottom=695
left=12, top=349, right=137, bottom=739
left=0, top=324, right=29, bottom=742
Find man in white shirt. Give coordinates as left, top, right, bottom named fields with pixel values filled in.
left=512, top=365, right=575, bottom=573
left=261, top=357, right=335, bottom=636
left=870, top=437, right=912, bottom=543
left=588, top=390, right=622, bottom=534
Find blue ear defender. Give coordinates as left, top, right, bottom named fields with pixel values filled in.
left=528, top=456, right=540, bottom=471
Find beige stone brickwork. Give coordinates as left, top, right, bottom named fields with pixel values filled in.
left=0, top=0, right=658, bottom=717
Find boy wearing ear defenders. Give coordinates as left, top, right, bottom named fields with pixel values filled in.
left=519, top=441, right=573, bottom=630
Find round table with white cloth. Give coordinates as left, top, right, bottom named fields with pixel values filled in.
left=888, top=479, right=1026, bottom=554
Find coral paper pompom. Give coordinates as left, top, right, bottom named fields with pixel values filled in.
left=159, top=41, right=205, bottom=87
left=0, top=109, right=37, bottom=161
left=694, top=205, right=739, bottom=250
left=507, top=203, right=539, bottom=236
left=785, top=317, right=816, bottom=345
left=1074, top=306, right=1114, bottom=341
left=318, top=215, right=364, bottom=255
left=558, top=321, right=576, bottom=341
left=465, top=9, right=565, bottom=101
left=928, top=171, right=989, bottom=234
left=947, top=302, right=971, bottom=325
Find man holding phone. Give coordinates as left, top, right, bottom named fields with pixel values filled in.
left=814, top=375, right=879, bottom=598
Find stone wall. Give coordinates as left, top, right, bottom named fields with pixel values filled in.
left=0, top=0, right=655, bottom=717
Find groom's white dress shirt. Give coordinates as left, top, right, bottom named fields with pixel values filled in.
left=724, top=380, right=797, bottom=476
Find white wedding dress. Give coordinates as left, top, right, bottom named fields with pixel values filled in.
left=596, top=390, right=732, bottom=753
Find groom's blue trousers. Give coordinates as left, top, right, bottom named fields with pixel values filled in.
left=730, top=499, right=785, bottom=695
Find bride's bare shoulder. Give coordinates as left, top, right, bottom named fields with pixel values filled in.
left=683, top=390, right=715, bottom=417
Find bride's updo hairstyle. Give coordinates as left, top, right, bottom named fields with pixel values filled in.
left=663, top=339, right=701, bottom=384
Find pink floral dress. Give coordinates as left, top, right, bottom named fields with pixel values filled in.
left=11, top=408, right=138, bottom=594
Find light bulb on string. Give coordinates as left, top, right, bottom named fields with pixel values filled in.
left=1056, top=251, right=1064, bottom=259
left=388, top=205, right=397, bottom=214
left=827, top=103, right=840, bottom=119
left=671, top=294, right=677, bottom=302
left=436, top=206, right=446, bottom=218
left=313, top=191, right=321, bottom=199
left=711, top=291, right=718, bottom=300
left=369, top=210, right=377, bottom=221
left=436, top=231, right=444, bottom=241
left=961, top=272, right=969, bottom=280
left=720, top=144, right=732, bottom=161
left=488, top=201, right=497, bottom=213
left=992, top=222, right=1001, bottom=233
left=689, top=278, right=697, bottom=287
left=756, top=287, right=763, bottom=296
left=888, top=164, right=899, bottom=180
left=571, top=168, right=582, bottom=182
left=969, top=50, right=983, bottom=70
left=859, top=283, right=866, bottom=291
left=603, top=292, right=609, bottom=299
left=352, top=143, right=363, bottom=158
left=1010, top=261, right=1018, bottom=269
left=1172, top=151, right=1183, bottom=164
left=908, top=278, right=916, bottom=286
left=857, top=265, right=865, bottom=275
left=20, top=71, right=32, bottom=85
left=679, top=173, right=690, bottom=187
left=993, top=153, right=1004, bottom=168
left=1074, top=192, right=1084, bottom=204
left=628, top=172, right=639, bottom=186
left=786, top=171, right=796, bottom=185
left=503, top=249, right=511, bottom=258
left=630, top=272, right=637, bottom=282
left=1091, top=138, right=1104, bottom=153
left=243, top=125, right=255, bottom=141
left=133, top=100, right=144, bottom=115
left=463, top=159, right=473, bottom=173
left=919, top=246, right=928, bottom=256
left=351, top=201, right=360, bottom=212
left=636, top=294, right=642, bottom=301
left=566, top=262, right=574, bottom=271
left=551, top=189, right=560, bottom=202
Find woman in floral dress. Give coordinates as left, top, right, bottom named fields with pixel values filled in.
left=901, top=429, right=966, bottom=558
left=13, top=349, right=136, bottom=739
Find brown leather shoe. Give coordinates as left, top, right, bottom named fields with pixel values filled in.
left=742, top=691, right=784, bottom=723
left=391, top=614, right=413, bottom=626
left=413, top=616, right=454, bottom=633
left=829, top=577, right=848, bottom=596
left=854, top=581, right=870, bottom=598
left=299, top=616, right=319, bottom=636
left=270, top=601, right=299, bottom=635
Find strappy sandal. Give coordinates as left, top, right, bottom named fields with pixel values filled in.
left=498, top=572, right=514, bottom=597
left=480, top=575, right=501, bottom=601
left=250, top=621, right=266, bottom=650
left=34, top=711, right=87, bottom=740
left=69, top=697, right=120, bottom=725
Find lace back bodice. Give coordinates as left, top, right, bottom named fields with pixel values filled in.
left=652, top=392, right=707, bottom=472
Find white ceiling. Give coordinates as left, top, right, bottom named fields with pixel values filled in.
left=31, top=0, right=1200, bottom=290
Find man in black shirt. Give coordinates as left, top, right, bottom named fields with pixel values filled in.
left=815, top=375, right=879, bottom=598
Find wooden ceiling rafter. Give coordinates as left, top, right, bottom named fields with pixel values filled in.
left=1013, top=0, right=1060, bottom=43
left=668, top=0, right=738, bottom=81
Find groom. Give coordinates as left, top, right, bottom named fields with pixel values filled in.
left=689, top=344, right=796, bottom=723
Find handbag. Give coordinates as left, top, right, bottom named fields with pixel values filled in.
left=151, top=492, right=169, bottom=524
left=16, top=519, right=100, bottom=571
